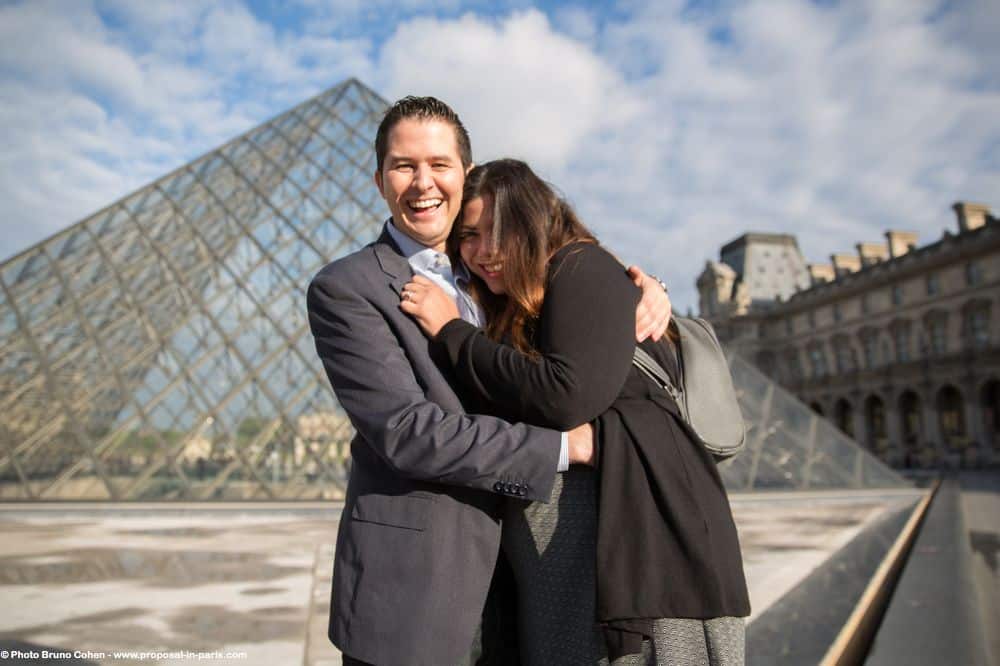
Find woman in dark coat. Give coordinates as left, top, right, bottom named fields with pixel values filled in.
left=400, top=158, right=750, bottom=666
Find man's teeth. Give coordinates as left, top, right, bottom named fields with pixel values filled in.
left=409, top=199, right=442, bottom=209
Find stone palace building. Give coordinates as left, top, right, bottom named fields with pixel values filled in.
left=698, top=202, right=999, bottom=468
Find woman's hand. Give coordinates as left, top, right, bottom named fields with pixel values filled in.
left=399, top=275, right=461, bottom=338
left=628, top=266, right=672, bottom=342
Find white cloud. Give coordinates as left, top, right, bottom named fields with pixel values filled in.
left=0, top=1, right=146, bottom=106
left=0, top=0, right=374, bottom=260
left=553, top=6, right=598, bottom=43
left=376, top=10, right=640, bottom=172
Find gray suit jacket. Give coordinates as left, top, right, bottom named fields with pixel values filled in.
left=307, top=228, right=561, bottom=666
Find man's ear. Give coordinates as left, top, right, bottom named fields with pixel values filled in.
left=465, top=162, right=474, bottom=175
left=374, top=169, right=384, bottom=197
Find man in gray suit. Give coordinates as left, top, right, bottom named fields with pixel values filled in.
left=307, top=96, right=670, bottom=666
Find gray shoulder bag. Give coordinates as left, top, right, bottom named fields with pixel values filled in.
left=632, top=317, right=746, bottom=460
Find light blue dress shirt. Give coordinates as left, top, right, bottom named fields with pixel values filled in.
left=386, top=221, right=570, bottom=471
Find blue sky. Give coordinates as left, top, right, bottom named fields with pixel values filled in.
left=1, top=0, right=997, bottom=312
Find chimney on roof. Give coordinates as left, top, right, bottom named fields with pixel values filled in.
left=884, top=230, right=919, bottom=259
left=953, top=202, right=990, bottom=233
left=808, top=263, right=836, bottom=285
left=830, top=253, right=861, bottom=277
left=856, top=242, right=889, bottom=267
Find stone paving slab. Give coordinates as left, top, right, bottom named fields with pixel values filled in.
left=0, top=493, right=920, bottom=665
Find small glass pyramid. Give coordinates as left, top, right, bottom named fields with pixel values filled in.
left=721, top=352, right=908, bottom=490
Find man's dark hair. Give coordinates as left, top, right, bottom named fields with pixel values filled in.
left=374, top=96, right=473, bottom=173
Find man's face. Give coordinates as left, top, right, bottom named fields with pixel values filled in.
left=375, top=118, right=466, bottom=252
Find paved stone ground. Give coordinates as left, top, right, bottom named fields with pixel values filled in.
left=0, top=491, right=923, bottom=666
left=0, top=507, right=338, bottom=666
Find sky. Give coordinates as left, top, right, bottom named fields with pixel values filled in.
left=1, top=0, right=997, bottom=313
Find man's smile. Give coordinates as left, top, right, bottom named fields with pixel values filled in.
left=407, top=198, right=443, bottom=213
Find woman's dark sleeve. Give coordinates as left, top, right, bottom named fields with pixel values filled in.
left=435, top=243, right=640, bottom=430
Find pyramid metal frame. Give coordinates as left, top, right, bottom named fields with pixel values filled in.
left=0, top=77, right=906, bottom=501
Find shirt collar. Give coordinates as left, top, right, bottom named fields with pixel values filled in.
left=385, top=219, right=452, bottom=274
left=454, top=259, right=474, bottom=285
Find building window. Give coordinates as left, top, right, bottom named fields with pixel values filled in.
left=893, top=325, right=911, bottom=362
left=835, top=343, right=854, bottom=374
left=785, top=318, right=793, bottom=336
left=809, top=346, right=828, bottom=378
left=862, top=335, right=879, bottom=369
left=785, top=350, right=803, bottom=380
left=834, top=399, right=854, bottom=437
left=937, top=385, right=967, bottom=451
left=899, top=391, right=922, bottom=457
left=808, top=310, right=816, bottom=329
left=833, top=303, right=842, bottom=322
left=929, top=318, right=948, bottom=355
left=865, top=395, right=887, bottom=450
left=861, top=294, right=871, bottom=314
left=926, top=274, right=940, bottom=296
left=966, top=307, right=990, bottom=348
left=891, top=284, right=904, bottom=306
left=965, top=262, right=983, bottom=286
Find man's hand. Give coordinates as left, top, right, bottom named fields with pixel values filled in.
left=399, top=275, right=461, bottom=338
left=628, top=266, right=672, bottom=342
left=567, top=422, right=595, bottom=467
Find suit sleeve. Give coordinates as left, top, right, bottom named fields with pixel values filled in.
left=307, top=269, right=560, bottom=502
left=435, top=243, right=639, bottom=431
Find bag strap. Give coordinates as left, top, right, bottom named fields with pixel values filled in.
left=632, top=346, right=684, bottom=407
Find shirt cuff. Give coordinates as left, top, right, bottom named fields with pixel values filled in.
left=558, top=432, right=569, bottom=472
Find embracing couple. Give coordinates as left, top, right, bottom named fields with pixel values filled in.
left=307, top=96, right=750, bottom=666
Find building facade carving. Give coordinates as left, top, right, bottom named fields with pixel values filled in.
left=698, top=202, right=1000, bottom=468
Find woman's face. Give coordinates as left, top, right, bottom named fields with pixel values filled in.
left=458, top=195, right=506, bottom=295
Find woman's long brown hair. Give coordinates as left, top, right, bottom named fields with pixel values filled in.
left=447, top=159, right=597, bottom=355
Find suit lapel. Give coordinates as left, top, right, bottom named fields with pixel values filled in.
left=373, top=228, right=414, bottom=296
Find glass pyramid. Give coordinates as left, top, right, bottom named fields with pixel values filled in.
left=0, top=77, right=906, bottom=500
left=0, top=78, right=389, bottom=500
left=720, top=352, right=908, bottom=490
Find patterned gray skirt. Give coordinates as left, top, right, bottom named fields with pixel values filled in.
left=502, top=467, right=745, bottom=666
